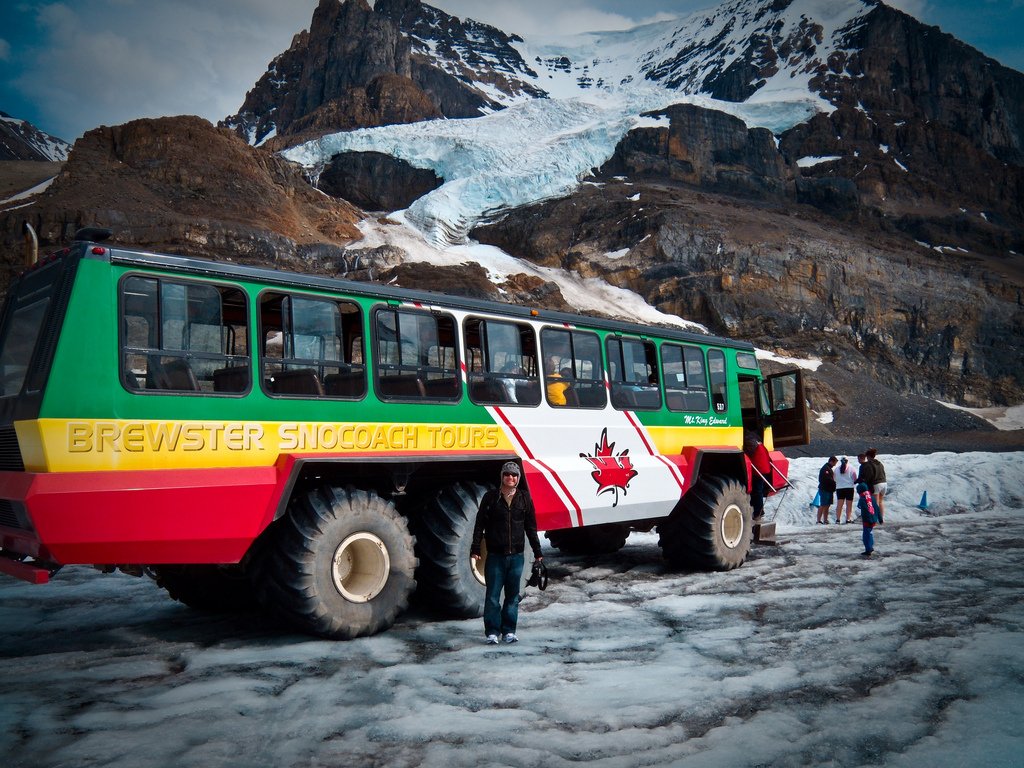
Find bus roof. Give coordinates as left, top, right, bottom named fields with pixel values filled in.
left=88, top=241, right=756, bottom=353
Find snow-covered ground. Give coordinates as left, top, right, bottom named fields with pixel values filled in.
left=2, top=451, right=1021, bottom=767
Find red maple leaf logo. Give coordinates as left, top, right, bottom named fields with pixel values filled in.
left=581, top=428, right=638, bottom=507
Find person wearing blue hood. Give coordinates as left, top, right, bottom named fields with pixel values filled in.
left=856, top=482, right=879, bottom=557
left=471, top=461, right=544, bottom=644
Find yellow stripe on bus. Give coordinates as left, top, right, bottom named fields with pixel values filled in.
left=16, top=419, right=517, bottom=472
left=645, top=425, right=745, bottom=454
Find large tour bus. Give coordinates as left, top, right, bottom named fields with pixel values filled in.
left=0, top=231, right=808, bottom=638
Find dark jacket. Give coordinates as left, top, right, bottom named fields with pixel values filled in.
left=857, top=460, right=877, bottom=487
left=871, top=458, right=887, bottom=484
left=818, top=462, right=837, bottom=492
left=471, top=487, right=543, bottom=559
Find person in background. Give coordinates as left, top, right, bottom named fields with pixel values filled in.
left=545, top=356, right=570, bottom=406
left=865, top=447, right=887, bottom=524
left=857, top=481, right=879, bottom=556
left=471, top=461, right=543, bottom=645
left=856, top=453, right=876, bottom=497
left=816, top=456, right=838, bottom=524
left=498, top=362, right=523, bottom=404
left=743, top=431, right=772, bottom=520
left=834, top=456, right=858, bottom=523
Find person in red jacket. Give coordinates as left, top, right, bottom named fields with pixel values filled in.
left=743, top=432, right=773, bottom=520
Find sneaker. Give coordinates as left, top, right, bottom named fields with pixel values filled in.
left=486, top=634, right=499, bottom=645
left=503, top=633, right=519, bottom=644
left=862, top=550, right=873, bottom=557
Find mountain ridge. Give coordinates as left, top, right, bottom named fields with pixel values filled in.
left=0, top=111, right=70, bottom=162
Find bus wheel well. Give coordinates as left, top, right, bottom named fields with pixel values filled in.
left=281, top=457, right=518, bottom=519
left=692, top=451, right=747, bottom=488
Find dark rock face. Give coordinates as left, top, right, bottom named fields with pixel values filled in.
left=222, top=0, right=495, bottom=146
left=0, top=116, right=362, bottom=292
left=830, top=4, right=1024, bottom=166
left=318, top=151, right=442, bottom=211
left=376, top=0, right=546, bottom=102
left=472, top=172, right=1024, bottom=409
left=600, top=104, right=787, bottom=198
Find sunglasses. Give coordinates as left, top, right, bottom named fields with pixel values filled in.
left=502, top=472, right=519, bottom=477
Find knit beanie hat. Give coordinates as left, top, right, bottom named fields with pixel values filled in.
left=501, top=461, right=521, bottom=478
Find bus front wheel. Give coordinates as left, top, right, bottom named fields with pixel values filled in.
left=256, top=486, right=417, bottom=639
left=659, top=476, right=752, bottom=571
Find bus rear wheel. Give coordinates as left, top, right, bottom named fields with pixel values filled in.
left=545, top=523, right=629, bottom=555
left=659, top=476, right=752, bottom=571
left=256, top=486, right=417, bottom=639
left=413, top=482, right=490, bottom=618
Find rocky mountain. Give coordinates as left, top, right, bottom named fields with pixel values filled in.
left=1, top=116, right=361, bottom=277
left=0, top=112, right=70, bottom=161
left=2, top=0, right=1022, bottom=449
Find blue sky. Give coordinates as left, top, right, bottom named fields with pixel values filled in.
left=1, top=0, right=1021, bottom=143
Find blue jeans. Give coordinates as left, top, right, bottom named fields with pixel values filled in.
left=483, top=553, right=524, bottom=636
left=862, top=526, right=875, bottom=553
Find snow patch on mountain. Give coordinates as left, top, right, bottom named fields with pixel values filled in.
left=282, top=0, right=874, bottom=244
left=353, top=213, right=706, bottom=333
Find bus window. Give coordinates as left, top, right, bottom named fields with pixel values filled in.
left=607, top=336, right=661, bottom=410
left=464, top=318, right=540, bottom=406
left=541, top=328, right=606, bottom=408
left=661, top=343, right=709, bottom=412
left=121, top=276, right=249, bottom=394
left=708, top=349, right=727, bottom=413
left=260, top=293, right=365, bottom=398
left=374, top=308, right=460, bottom=401
left=736, top=351, right=758, bottom=370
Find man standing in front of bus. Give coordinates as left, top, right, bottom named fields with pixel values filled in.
left=471, top=462, right=544, bottom=645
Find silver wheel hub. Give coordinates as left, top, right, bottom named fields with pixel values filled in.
left=332, top=532, right=390, bottom=602
left=720, top=503, right=745, bottom=549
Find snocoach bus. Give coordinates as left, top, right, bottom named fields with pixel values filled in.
left=0, top=230, right=808, bottom=639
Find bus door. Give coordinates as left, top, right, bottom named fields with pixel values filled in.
left=765, top=369, right=809, bottom=447
left=738, top=374, right=768, bottom=437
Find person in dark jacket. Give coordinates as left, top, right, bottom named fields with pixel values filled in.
left=865, top=447, right=887, bottom=523
left=471, top=461, right=543, bottom=644
left=816, top=456, right=838, bottom=524
left=856, top=453, right=876, bottom=490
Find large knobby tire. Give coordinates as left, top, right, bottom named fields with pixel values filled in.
left=150, top=565, right=259, bottom=612
left=412, top=482, right=490, bottom=618
left=545, top=523, right=629, bottom=555
left=255, top=486, right=417, bottom=639
left=659, top=476, right=753, bottom=571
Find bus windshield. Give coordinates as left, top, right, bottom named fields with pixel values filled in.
left=0, top=298, right=49, bottom=395
left=0, top=259, right=68, bottom=398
